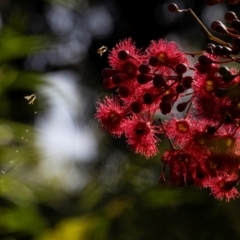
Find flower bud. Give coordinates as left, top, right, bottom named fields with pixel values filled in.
left=225, top=11, right=238, bottom=22
left=205, top=43, right=216, bottom=54
left=219, top=66, right=230, bottom=76
left=182, top=76, right=193, bottom=89
left=139, top=64, right=151, bottom=74
left=215, top=24, right=228, bottom=34
left=143, top=93, right=155, bottom=105
left=131, top=100, right=143, bottom=113
left=112, top=73, right=125, bottom=85
left=214, top=45, right=223, bottom=55
left=176, top=84, right=185, bottom=93
left=118, top=50, right=129, bottom=60
left=219, top=67, right=235, bottom=82
left=176, top=102, right=189, bottom=112
left=153, top=74, right=166, bottom=88
left=231, top=19, right=240, bottom=32
left=118, top=86, right=131, bottom=98
left=168, top=3, right=179, bottom=12
left=102, top=68, right=115, bottom=78
left=211, top=20, right=223, bottom=31
left=222, top=179, right=238, bottom=191
left=206, top=126, right=217, bottom=135
left=198, top=55, right=213, bottom=66
left=175, top=63, right=187, bottom=75
left=149, top=56, right=159, bottom=66
left=221, top=46, right=232, bottom=55
left=160, top=100, right=172, bottom=114
left=137, top=74, right=152, bottom=84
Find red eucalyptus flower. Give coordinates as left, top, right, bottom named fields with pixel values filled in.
left=108, top=38, right=142, bottom=77
left=206, top=174, right=239, bottom=201
left=124, top=115, right=162, bottom=158
left=145, top=39, right=189, bottom=74
left=96, top=1, right=240, bottom=201
left=96, top=96, right=126, bottom=137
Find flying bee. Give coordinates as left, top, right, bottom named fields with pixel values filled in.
left=24, top=94, right=36, bottom=104
left=97, top=45, right=108, bottom=57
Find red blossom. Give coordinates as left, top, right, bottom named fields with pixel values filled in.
left=164, top=118, right=192, bottom=146
left=206, top=174, right=239, bottom=201
left=95, top=96, right=126, bottom=137
left=108, top=38, right=142, bottom=76
left=145, top=39, right=189, bottom=74
left=124, top=116, right=162, bottom=158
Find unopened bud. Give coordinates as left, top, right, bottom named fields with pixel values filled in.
left=176, top=102, right=189, bottom=112
left=222, top=179, right=238, bottom=191
left=143, top=93, right=155, bottom=105
left=112, top=73, right=125, bottom=85
left=219, top=66, right=230, bottom=76
left=206, top=126, right=217, bottom=135
left=182, top=76, right=193, bottom=89
left=131, top=100, right=143, bottom=113
left=137, top=74, right=152, bottom=84
left=211, top=20, right=224, bottom=31
left=118, top=86, right=131, bottom=98
left=205, top=43, right=216, bottom=54
left=102, top=68, right=115, bottom=78
left=153, top=74, right=166, bottom=88
left=214, top=45, right=223, bottom=55
left=221, top=46, right=232, bottom=55
left=219, top=67, right=235, bottom=82
left=139, top=64, right=151, bottom=74
left=168, top=3, right=179, bottom=12
left=215, top=24, right=228, bottom=34
left=175, top=63, right=187, bottom=75
left=225, top=11, right=238, bottom=22
left=160, top=100, right=173, bottom=114
left=118, top=50, right=129, bottom=60
left=149, top=56, right=159, bottom=66
left=198, top=55, right=213, bottom=66
left=175, top=84, right=185, bottom=93
left=231, top=19, right=240, bottom=32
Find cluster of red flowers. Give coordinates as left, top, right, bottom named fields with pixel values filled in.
left=96, top=3, right=240, bottom=201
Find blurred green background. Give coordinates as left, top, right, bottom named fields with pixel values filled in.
left=1, top=0, right=240, bottom=239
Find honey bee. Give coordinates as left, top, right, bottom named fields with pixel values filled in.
left=97, top=45, right=108, bottom=57
left=24, top=94, right=36, bottom=104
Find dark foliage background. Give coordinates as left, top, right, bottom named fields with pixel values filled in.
left=0, top=0, right=240, bottom=239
